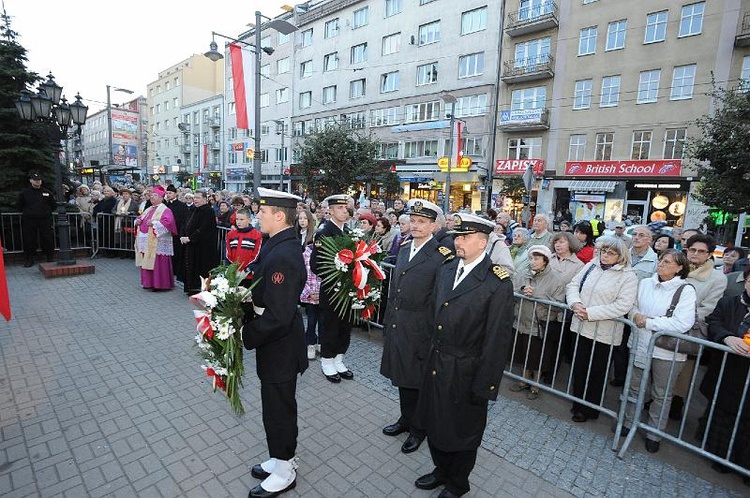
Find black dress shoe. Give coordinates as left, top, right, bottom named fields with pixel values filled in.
left=23, top=260, right=34, bottom=268
left=415, top=473, right=445, bottom=490
left=338, top=369, right=354, bottom=380
left=401, top=435, right=424, bottom=454
left=645, top=439, right=660, bottom=453
left=324, top=372, right=341, bottom=383
left=251, top=464, right=271, bottom=479
left=248, top=480, right=296, bottom=498
left=383, top=422, right=408, bottom=436
left=438, top=489, right=460, bottom=498
left=711, top=461, right=731, bottom=474
left=572, top=411, right=588, bottom=423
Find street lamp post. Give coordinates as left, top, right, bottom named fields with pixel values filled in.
left=205, top=10, right=297, bottom=196
left=441, top=92, right=457, bottom=214
left=16, top=73, right=88, bottom=266
left=275, top=120, right=286, bottom=191
left=106, top=85, right=134, bottom=168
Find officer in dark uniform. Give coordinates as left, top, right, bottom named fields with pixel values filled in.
left=310, top=194, right=355, bottom=383
left=415, top=213, right=515, bottom=498
left=242, top=187, right=307, bottom=498
left=18, top=172, right=56, bottom=267
left=381, top=199, right=452, bottom=455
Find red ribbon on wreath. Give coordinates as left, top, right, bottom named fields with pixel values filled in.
left=195, top=311, right=214, bottom=340
left=205, top=367, right=226, bottom=391
left=349, top=240, right=385, bottom=289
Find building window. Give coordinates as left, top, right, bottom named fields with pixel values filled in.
left=277, top=57, right=290, bottom=74
left=404, top=140, right=439, bottom=158
left=418, top=21, right=441, bottom=46
left=385, top=0, right=402, bottom=17
left=379, top=143, right=400, bottom=159
left=631, top=130, right=652, bottom=159
left=461, top=6, right=487, bottom=35
left=301, top=29, right=313, bottom=47
left=292, top=122, right=304, bottom=137
left=164, top=101, right=170, bottom=111
left=511, top=86, right=546, bottom=110
left=507, top=138, right=542, bottom=159
left=514, top=37, right=551, bottom=67
left=663, top=129, right=687, bottom=159
left=454, top=94, right=488, bottom=117
left=741, top=56, right=750, bottom=92
left=578, top=26, right=598, bottom=55
left=404, top=101, right=441, bottom=123
left=299, top=91, right=312, bottom=109
left=278, top=32, right=291, bottom=44
left=573, top=79, right=593, bottom=110
left=323, top=52, right=339, bottom=72
left=323, top=85, right=337, bottom=104
left=460, top=137, right=483, bottom=157
left=300, top=60, right=312, bottom=79
left=174, top=77, right=179, bottom=86
left=351, top=43, right=368, bottom=64
left=670, top=64, right=696, bottom=100
left=324, top=18, right=340, bottom=38
left=353, top=7, right=369, bottom=28
left=165, top=81, right=171, bottom=91
left=174, top=98, right=179, bottom=108
left=381, top=71, right=400, bottom=93
left=156, top=103, right=161, bottom=113
left=645, top=10, right=668, bottom=43
left=416, top=62, right=439, bottom=86
left=679, top=2, right=705, bottom=37
left=382, top=33, right=401, bottom=56
left=260, top=93, right=270, bottom=108
left=349, top=79, right=366, bottom=99
left=569, top=135, right=586, bottom=161
left=595, top=132, right=614, bottom=160
left=276, top=88, right=289, bottom=104
left=458, top=52, right=484, bottom=78
left=606, top=20, right=627, bottom=51
left=370, top=106, right=400, bottom=127
left=519, top=0, right=555, bottom=21
left=600, top=75, right=621, bottom=107
left=637, top=70, right=661, bottom=104
left=260, top=65, right=270, bottom=77
left=260, top=122, right=271, bottom=136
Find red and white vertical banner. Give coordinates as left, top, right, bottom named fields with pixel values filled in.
left=229, top=43, right=256, bottom=132
left=202, top=144, right=208, bottom=169
left=454, top=121, right=462, bottom=165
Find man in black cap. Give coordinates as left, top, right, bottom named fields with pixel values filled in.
left=415, top=213, right=514, bottom=498
left=18, top=172, right=56, bottom=267
left=310, top=194, right=356, bottom=383
left=164, top=184, right=188, bottom=282
left=242, top=187, right=307, bottom=498
left=381, top=199, right=453, bottom=454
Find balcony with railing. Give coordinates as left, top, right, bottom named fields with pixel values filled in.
left=501, top=54, right=555, bottom=83
left=208, top=117, right=221, bottom=128
left=736, top=11, right=750, bottom=46
left=498, top=107, right=550, bottom=132
left=180, top=145, right=191, bottom=154
left=506, top=1, right=559, bottom=37
left=211, top=141, right=222, bottom=150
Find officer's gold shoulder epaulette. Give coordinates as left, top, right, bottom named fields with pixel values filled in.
left=491, top=264, right=510, bottom=280
left=437, top=245, right=452, bottom=257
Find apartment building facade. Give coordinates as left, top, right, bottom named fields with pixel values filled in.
left=146, top=54, right=224, bottom=185
left=179, top=95, right=224, bottom=189
left=496, top=0, right=750, bottom=228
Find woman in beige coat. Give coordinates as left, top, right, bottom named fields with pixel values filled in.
left=511, top=245, right=567, bottom=399
left=565, top=236, right=638, bottom=422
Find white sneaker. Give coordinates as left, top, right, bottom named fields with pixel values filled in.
left=307, top=345, right=316, bottom=360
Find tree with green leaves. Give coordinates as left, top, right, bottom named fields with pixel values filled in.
left=496, top=176, right=527, bottom=204
left=297, top=124, right=399, bottom=199
left=0, top=8, right=57, bottom=212
left=690, top=85, right=750, bottom=214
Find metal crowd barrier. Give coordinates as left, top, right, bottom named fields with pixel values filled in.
left=217, top=226, right=230, bottom=263
left=617, top=330, right=750, bottom=477
left=91, top=213, right=138, bottom=257
left=1, top=211, right=93, bottom=255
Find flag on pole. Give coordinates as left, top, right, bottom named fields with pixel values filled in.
left=0, top=239, right=11, bottom=321
left=229, top=44, right=256, bottom=131
left=202, top=144, right=208, bottom=169
left=454, top=121, right=462, bottom=166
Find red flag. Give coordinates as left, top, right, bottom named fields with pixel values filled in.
left=229, top=44, right=255, bottom=131
left=203, top=144, right=208, bottom=169
left=0, top=239, right=11, bottom=321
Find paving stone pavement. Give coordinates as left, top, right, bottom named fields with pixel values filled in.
left=0, top=259, right=745, bottom=497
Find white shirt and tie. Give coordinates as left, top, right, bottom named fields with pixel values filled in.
left=408, top=235, right=433, bottom=262
left=453, top=255, right=485, bottom=289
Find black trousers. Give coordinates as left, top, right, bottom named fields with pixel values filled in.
left=428, top=441, right=478, bottom=496
left=260, top=378, right=298, bottom=461
left=571, top=335, right=612, bottom=419
left=22, top=216, right=54, bottom=258
left=612, top=325, right=631, bottom=382
left=319, top=304, right=352, bottom=358
left=398, top=387, right=424, bottom=438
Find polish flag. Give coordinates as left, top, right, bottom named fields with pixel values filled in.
left=229, top=44, right=255, bottom=131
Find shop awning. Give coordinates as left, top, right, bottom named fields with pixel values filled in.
left=567, top=180, right=618, bottom=193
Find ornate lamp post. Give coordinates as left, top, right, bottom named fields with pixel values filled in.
left=16, top=73, right=88, bottom=266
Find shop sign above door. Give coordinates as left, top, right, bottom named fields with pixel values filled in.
left=565, top=160, right=681, bottom=177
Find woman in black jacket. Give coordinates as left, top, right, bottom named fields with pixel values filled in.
left=700, top=265, right=750, bottom=481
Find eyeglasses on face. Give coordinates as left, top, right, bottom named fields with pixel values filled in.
left=687, top=247, right=708, bottom=254
left=600, top=249, right=619, bottom=257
